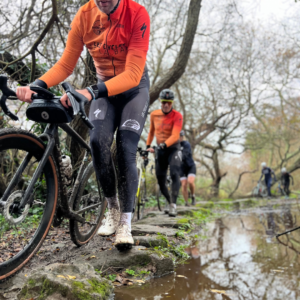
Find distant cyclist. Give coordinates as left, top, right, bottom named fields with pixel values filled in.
left=179, top=130, right=196, bottom=206
left=258, top=162, right=277, bottom=197
left=281, top=168, right=293, bottom=196
left=146, top=89, right=183, bottom=217
left=16, top=0, right=150, bottom=249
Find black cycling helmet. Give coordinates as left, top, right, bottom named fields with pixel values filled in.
left=159, top=89, right=175, bottom=101
left=180, top=130, right=185, bottom=136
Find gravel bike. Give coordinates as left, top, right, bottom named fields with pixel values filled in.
left=0, top=76, right=106, bottom=282
left=251, top=180, right=268, bottom=198
left=275, top=182, right=288, bottom=198
left=132, top=147, right=149, bottom=220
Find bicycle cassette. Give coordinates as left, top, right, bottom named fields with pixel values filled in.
left=3, top=190, right=30, bottom=225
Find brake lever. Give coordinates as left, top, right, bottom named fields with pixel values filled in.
left=66, top=92, right=80, bottom=115
left=61, top=82, right=94, bottom=130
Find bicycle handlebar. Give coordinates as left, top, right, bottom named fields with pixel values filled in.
left=0, top=76, right=18, bottom=121
left=137, top=147, right=149, bottom=157
left=0, top=76, right=94, bottom=130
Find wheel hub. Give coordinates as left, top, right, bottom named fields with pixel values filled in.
left=3, top=190, right=30, bottom=225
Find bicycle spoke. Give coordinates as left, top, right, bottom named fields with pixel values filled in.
left=0, top=149, right=50, bottom=265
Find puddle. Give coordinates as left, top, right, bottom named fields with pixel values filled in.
left=115, top=202, right=300, bottom=299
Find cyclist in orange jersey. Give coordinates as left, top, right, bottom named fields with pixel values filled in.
left=147, top=89, right=183, bottom=217
left=16, top=0, right=150, bottom=250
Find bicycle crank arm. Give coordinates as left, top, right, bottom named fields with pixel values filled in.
left=66, top=209, right=87, bottom=224
left=77, top=203, right=101, bottom=215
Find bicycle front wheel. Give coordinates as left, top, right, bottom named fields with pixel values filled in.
left=70, top=162, right=106, bottom=246
left=156, top=184, right=163, bottom=211
left=0, top=129, right=58, bottom=282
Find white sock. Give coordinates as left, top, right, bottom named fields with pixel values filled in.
left=171, top=203, right=176, bottom=209
left=119, top=212, right=132, bottom=231
left=106, top=195, right=119, bottom=210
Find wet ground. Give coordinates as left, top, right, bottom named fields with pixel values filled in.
left=115, top=201, right=300, bottom=300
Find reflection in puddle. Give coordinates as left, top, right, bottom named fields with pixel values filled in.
left=115, top=203, right=300, bottom=299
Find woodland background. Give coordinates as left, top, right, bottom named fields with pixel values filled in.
left=1, top=0, right=300, bottom=199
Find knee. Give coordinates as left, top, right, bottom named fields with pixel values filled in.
left=170, top=165, right=180, bottom=179
left=181, top=181, right=187, bottom=189
left=188, top=178, right=195, bottom=186
left=117, top=131, right=139, bottom=165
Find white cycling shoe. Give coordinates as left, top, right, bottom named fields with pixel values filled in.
left=115, top=223, right=134, bottom=251
left=97, top=208, right=120, bottom=236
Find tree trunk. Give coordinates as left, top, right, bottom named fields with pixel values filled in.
left=0, top=51, right=43, bottom=86
left=210, top=150, right=227, bottom=197
left=149, top=0, right=202, bottom=104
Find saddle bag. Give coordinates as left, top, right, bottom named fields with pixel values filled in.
left=26, top=98, right=74, bottom=124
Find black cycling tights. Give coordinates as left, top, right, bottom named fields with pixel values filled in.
left=90, top=127, right=139, bottom=213
left=156, top=146, right=181, bottom=204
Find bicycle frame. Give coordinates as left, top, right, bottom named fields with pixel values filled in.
left=136, top=156, right=146, bottom=199
left=0, top=122, right=96, bottom=224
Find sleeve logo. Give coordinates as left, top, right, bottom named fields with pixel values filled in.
left=140, top=23, right=147, bottom=38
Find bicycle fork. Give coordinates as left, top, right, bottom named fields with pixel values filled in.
left=0, top=133, right=56, bottom=210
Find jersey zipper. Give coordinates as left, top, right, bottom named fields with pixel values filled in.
left=112, top=57, right=116, bottom=76
left=105, top=16, right=112, bottom=55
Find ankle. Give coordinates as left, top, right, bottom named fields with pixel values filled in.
left=119, top=212, right=132, bottom=231
left=106, top=195, right=120, bottom=210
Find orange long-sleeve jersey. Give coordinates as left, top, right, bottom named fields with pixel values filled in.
left=146, top=109, right=183, bottom=148
left=39, top=0, right=150, bottom=96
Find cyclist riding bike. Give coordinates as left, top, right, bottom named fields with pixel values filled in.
left=281, top=167, right=294, bottom=196
left=258, top=162, right=277, bottom=198
left=16, top=0, right=150, bottom=249
left=179, top=130, right=196, bottom=206
left=146, top=89, right=183, bottom=217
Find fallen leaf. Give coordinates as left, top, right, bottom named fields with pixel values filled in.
left=67, top=275, right=76, bottom=280
left=211, top=290, right=226, bottom=294
left=90, top=256, right=96, bottom=258
left=57, top=275, right=66, bottom=279
left=135, top=240, right=140, bottom=246
left=176, top=275, right=187, bottom=278
left=146, top=234, right=149, bottom=236
left=106, top=238, right=112, bottom=241
left=116, top=274, right=123, bottom=283
left=24, top=274, right=28, bottom=277
left=271, top=269, right=284, bottom=273
left=113, top=282, right=122, bottom=287
left=127, top=282, right=133, bottom=286
left=109, top=248, right=112, bottom=250
left=135, top=280, right=145, bottom=284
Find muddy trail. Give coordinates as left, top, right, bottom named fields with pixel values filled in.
left=1, top=199, right=300, bottom=300
left=115, top=200, right=300, bottom=300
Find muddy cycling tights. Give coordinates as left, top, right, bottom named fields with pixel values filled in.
left=89, top=75, right=149, bottom=213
